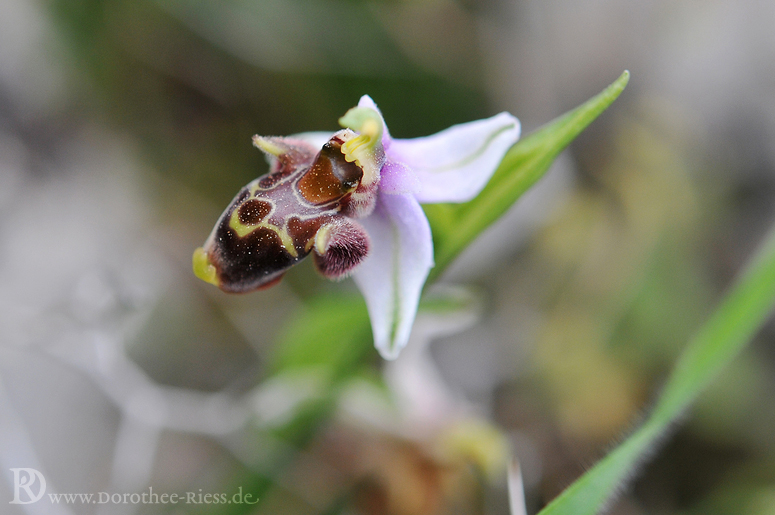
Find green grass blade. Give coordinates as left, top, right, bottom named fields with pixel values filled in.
left=537, top=224, right=775, bottom=515
left=425, top=70, right=630, bottom=282
left=268, top=294, right=371, bottom=377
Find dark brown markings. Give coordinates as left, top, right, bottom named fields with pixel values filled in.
left=287, top=216, right=328, bottom=253
left=258, top=169, right=293, bottom=189
left=233, top=187, right=250, bottom=204
left=238, top=199, right=272, bottom=225
left=297, top=141, right=362, bottom=204
left=211, top=221, right=298, bottom=293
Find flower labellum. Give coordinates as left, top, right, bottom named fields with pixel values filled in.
left=194, top=96, right=520, bottom=359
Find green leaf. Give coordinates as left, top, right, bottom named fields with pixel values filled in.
left=425, top=70, right=630, bottom=282
left=537, top=223, right=775, bottom=515
left=268, top=294, right=372, bottom=378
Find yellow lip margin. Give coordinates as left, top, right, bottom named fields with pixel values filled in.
left=192, top=247, right=219, bottom=287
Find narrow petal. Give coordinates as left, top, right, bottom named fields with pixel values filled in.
left=353, top=192, right=433, bottom=360
left=388, top=112, right=520, bottom=204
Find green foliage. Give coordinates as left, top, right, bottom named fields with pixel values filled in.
left=268, top=294, right=372, bottom=377
left=537, top=224, right=775, bottom=515
left=425, top=70, right=630, bottom=282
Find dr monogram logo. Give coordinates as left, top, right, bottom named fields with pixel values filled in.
left=8, top=469, right=259, bottom=506
left=9, top=468, right=46, bottom=505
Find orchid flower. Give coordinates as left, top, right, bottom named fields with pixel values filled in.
left=194, top=95, right=520, bottom=359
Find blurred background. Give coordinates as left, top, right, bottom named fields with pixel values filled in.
left=1, top=0, right=775, bottom=514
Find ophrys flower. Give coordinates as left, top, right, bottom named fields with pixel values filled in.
left=194, top=96, right=519, bottom=359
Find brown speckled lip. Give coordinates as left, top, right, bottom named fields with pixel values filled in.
left=202, top=129, right=380, bottom=293
left=237, top=199, right=272, bottom=225
left=211, top=224, right=297, bottom=293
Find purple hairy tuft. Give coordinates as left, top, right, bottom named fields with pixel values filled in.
left=313, top=218, right=370, bottom=279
